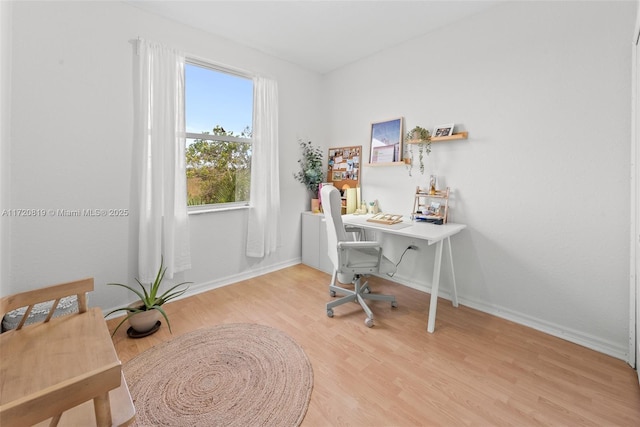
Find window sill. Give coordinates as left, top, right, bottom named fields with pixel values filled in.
left=188, top=204, right=250, bottom=215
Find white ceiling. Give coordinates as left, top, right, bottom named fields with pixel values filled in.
left=127, top=0, right=504, bottom=74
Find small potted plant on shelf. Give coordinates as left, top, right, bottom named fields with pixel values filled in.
left=105, top=257, right=191, bottom=337
left=405, top=126, right=432, bottom=175
left=293, top=139, right=325, bottom=211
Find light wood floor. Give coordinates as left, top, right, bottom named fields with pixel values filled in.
left=108, top=264, right=640, bottom=426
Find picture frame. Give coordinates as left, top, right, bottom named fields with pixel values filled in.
left=433, top=123, right=455, bottom=138
left=370, top=117, right=403, bottom=164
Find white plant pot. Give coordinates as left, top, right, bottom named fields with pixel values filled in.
left=127, top=302, right=162, bottom=333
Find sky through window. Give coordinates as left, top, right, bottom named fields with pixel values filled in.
left=185, top=63, right=253, bottom=136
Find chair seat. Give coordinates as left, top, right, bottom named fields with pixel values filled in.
left=344, top=247, right=396, bottom=274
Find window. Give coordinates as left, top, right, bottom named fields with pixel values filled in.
left=185, top=61, right=253, bottom=209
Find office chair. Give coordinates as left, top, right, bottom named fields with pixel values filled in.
left=321, top=185, right=397, bottom=327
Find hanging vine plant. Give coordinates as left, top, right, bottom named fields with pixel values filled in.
left=406, top=126, right=432, bottom=175
left=406, top=145, right=415, bottom=176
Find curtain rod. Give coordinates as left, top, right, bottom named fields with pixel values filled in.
left=134, top=36, right=275, bottom=81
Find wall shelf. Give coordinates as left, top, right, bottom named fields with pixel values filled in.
left=367, top=132, right=469, bottom=167
left=406, top=131, right=469, bottom=144
left=365, top=161, right=406, bottom=167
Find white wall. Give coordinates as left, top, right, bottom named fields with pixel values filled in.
left=322, top=1, right=636, bottom=360
left=0, top=0, right=11, bottom=296
left=6, top=0, right=636, bottom=361
left=7, top=1, right=321, bottom=308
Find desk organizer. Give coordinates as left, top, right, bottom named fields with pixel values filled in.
left=412, top=186, right=450, bottom=224
left=366, top=213, right=403, bottom=225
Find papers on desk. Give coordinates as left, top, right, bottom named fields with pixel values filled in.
left=413, top=214, right=444, bottom=225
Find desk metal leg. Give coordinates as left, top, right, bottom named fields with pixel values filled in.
left=447, top=236, right=459, bottom=308
left=427, top=239, right=444, bottom=333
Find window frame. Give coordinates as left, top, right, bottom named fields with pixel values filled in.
left=184, top=58, right=254, bottom=213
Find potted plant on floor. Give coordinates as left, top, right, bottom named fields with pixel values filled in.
left=106, top=257, right=191, bottom=337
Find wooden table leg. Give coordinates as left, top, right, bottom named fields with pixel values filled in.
left=49, top=413, right=62, bottom=426
left=93, top=392, right=113, bottom=427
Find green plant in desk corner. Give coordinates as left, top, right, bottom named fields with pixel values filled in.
left=105, top=257, right=191, bottom=336
left=293, top=139, right=325, bottom=197
left=406, top=126, right=432, bottom=175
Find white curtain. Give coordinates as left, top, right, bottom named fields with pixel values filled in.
left=135, top=39, right=191, bottom=282
left=246, top=77, right=280, bottom=257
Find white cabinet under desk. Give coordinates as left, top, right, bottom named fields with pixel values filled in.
left=301, top=211, right=333, bottom=274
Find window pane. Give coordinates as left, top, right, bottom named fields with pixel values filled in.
left=186, top=137, right=251, bottom=206
left=185, top=62, right=253, bottom=208
left=185, top=63, right=253, bottom=136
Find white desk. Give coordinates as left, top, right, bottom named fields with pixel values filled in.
left=341, top=214, right=466, bottom=333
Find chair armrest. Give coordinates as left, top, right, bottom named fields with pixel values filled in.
left=344, top=225, right=365, bottom=241
left=337, top=241, right=381, bottom=249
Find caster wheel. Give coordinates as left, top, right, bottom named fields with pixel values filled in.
left=329, top=290, right=336, bottom=297
left=327, top=308, right=334, bottom=318
left=365, top=317, right=374, bottom=328
left=391, top=301, right=398, bottom=308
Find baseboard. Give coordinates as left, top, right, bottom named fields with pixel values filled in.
left=460, top=296, right=629, bottom=362
left=104, top=258, right=301, bottom=319
left=382, top=272, right=629, bottom=362
left=186, top=258, right=301, bottom=297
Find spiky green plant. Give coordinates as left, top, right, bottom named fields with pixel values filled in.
left=105, top=257, right=191, bottom=336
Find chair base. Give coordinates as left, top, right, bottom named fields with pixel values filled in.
left=326, top=271, right=397, bottom=327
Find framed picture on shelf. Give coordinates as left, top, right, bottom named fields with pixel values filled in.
left=370, top=117, right=403, bottom=164
left=433, top=123, right=455, bottom=137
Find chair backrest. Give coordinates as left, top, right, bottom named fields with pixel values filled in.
left=0, top=278, right=93, bottom=331
left=321, top=185, right=349, bottom=269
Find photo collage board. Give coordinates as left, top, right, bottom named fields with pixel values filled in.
left=327, top=145, right=361, bottom=192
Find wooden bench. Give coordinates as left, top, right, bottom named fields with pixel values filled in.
left=0, top=278, right=135, bottom=427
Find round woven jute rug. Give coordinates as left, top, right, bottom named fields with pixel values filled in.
left=123, top=323, right=313, bottom=426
